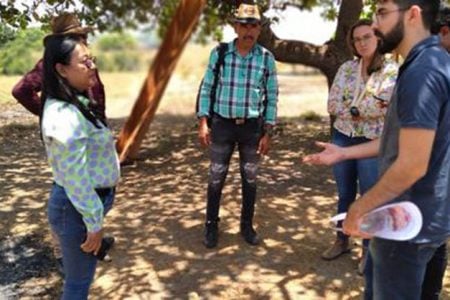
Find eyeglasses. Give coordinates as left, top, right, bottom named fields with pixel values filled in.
left=352, top=33, right=374, bottom=45
left=374, top=7, right=409, bottom=23
left=81, top=56, right=96, bottom=69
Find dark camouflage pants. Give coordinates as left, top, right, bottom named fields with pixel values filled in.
left=206, top=114, right=263, bottom=224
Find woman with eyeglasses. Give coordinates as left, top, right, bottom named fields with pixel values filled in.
left=40, top=34, right=120, bottom=299
left=322, top=19, right=398, bottom=274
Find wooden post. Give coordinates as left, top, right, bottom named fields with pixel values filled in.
left=116, top=0, right=206, bottom=162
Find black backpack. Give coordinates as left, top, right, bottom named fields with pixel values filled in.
left=195, top=43, right=228, bottom=127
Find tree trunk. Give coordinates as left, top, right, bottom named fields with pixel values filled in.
left=115, top=0, right=206, bottom=162
left=258, top=0, right=363, bottom=88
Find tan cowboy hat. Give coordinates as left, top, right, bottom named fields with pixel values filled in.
left=232, top=3, right=261, bottom=24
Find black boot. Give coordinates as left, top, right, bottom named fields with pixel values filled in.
left=240, top=222, right=260, bottom=246
left=204, top=219, right=219, bottom=248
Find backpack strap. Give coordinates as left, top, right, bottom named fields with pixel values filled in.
left=208, top=42, right=228, bottom=118
left=261, top=51, right=269, bottom=122
left=195, top=43, right=228, bottom=121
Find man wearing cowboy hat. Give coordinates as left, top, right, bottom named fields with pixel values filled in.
left=12, top=12, right=106, bottom=122
left=11, top=12, right=113, bottom=274
left=197, top=3, right=278, bottom=248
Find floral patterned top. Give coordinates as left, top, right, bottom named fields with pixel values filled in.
left=328, top=58, right=398, bottom=139
left=42, top=96, right=120, bottom=232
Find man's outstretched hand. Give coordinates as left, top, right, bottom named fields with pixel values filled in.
left=302, top=141, right=345, bottom=166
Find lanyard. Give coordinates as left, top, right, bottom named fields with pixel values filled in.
left=350, top=59, right=373, bottom=108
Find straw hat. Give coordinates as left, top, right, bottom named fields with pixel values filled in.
left=232, top=3, right=261, bottom=24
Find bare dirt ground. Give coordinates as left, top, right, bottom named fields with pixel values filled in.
left=1, top=73, right=450, bottom=299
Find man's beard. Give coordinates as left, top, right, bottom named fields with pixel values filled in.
left=376, top=17, right=405, bottom=54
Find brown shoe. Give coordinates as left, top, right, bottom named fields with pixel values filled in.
left=321, top=239, right=350, bottom=260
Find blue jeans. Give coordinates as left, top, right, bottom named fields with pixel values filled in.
left=331, top=129, right=378, bottom=245
left=48, top=183, right=114, bottom=300
left=364, top=238, right=444, bottom=300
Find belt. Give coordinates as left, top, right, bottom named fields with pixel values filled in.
left=53, top=182, right=114, bottom=198
left=233, top=118, right=246, bottom=125
left=96, top=187, right=115, bottom=197
left=214, top=114, right=259, bottom=125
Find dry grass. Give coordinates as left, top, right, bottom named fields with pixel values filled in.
left=0, top=75, right=20, bottom=104
left=103, top=71, right=329, bottom=119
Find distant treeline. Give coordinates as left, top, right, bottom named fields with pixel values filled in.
left=0, top=26, right=155, bottom=75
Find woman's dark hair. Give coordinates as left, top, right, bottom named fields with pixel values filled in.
left=347, top=19, right=384, bottom=75
left=431, top=6, right=450, bottom=34
left=40, top=34, right=105, bottom=128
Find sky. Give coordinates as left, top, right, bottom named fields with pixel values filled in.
left=224, top=6, right=337, bottom=45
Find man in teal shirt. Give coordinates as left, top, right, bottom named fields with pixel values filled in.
left=197, top=3, right=278, bottom=248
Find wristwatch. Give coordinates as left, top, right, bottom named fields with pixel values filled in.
left=264, top=125, right=274, bottom=137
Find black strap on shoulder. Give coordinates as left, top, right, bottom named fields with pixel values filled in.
left=261, top=52, right=269, bottom=121
left=195, top=43, right=228, bottom=120
left=208, top=42, right=228, bottom=117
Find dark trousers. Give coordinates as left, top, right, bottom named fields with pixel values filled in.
left=364, top=240, right=447, bottom=300
left=421, top=243, right=448, bottom=300
left=206, top=114, right=263, bottom=224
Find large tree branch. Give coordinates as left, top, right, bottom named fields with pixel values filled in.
left=258, top=22, right=327, bottom=69
left=258, top=0, right=364, bottom=87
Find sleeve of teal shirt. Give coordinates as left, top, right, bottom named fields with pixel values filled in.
left=45, top=106, right=104, bottom=233
left=264, top=54, right=278, bottom=125
left=197, top=47, right=219, bottom=118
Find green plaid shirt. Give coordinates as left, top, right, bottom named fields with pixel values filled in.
left=197, top=40, right=278, bottom=125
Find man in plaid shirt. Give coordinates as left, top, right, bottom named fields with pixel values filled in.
left=197, top=3, right=278, bottom=249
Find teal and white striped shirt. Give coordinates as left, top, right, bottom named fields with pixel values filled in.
left=197, top=40, right=278, bottom=124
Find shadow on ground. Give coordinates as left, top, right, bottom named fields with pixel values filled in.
left=1, top=114, right=449, bottom=299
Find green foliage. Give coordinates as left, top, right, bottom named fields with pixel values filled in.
left=96, top=32, right=137, bottom=51
left=0, top=24, right=16, bottom=48
left=0, top=28, right=44, bottom=75
left=0, top=0, right=398, bottom=44
left=361, top=2, right=376, bottom=20
left=0, top=0, right=354, bottom=40
left=93, top=33, right=141, bottom=72
left=0, top=2, right=31, bottom=29
left=95, top=52, right=141, bottom=72
left=1, top=0, right=161, bottom=32
left=113, top=52, right=140, bottom=71
left=156, top=1, right=179, bottom=39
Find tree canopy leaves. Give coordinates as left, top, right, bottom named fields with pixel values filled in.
left=1, top=0, right=354, bottom=40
